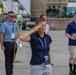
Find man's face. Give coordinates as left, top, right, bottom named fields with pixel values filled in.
left=8, top=13, right=15, bottom=22
left=42, top=16, right=47, bottom=21
left=73, top=14, right=76, bottom=21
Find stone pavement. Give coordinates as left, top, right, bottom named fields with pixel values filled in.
left=0, top=30, right=69, bottom=75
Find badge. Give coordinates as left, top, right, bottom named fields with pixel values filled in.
left=11, top=33, right=15, bottom=39
left=44, top=55, right=50, bottom=66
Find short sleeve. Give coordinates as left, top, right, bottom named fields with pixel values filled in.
left=47, top=35, right=52, bottom=44
left=65, top=24, right=71, bottom=34
left=30, top=34, right=34, bottom=42
left=0, top=23, right=6, bottom=33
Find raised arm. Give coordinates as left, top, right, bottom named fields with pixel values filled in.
left=20, top=24, right=42, bottom=42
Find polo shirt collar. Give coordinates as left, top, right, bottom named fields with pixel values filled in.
left=7, top=20, right=14, bottom=25
left=73, top=21, right=76, bottom=24
left=36, top=32, right=46, bottom=38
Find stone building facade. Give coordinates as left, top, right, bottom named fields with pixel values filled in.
left=31, top=0, right=75, bottom=30
left=31, top=0, right=47, bottom=19
left=31, top=0, right=69, bottom=19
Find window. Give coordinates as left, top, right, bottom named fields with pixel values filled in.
left=69, top=0, right=76, bottom=2
left=19, top=6, right=23, bottom=10
left=46, top=6, right=66, bottom=18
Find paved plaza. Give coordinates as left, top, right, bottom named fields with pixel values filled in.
left=0, top=30, right=69, bottom=75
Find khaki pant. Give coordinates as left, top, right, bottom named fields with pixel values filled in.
left=30, top=63, right=52, bottom=75
left=69, top=46, right=76, bottom=58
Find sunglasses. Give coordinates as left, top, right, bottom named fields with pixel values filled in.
left=10, top=16, right=15, bottom=18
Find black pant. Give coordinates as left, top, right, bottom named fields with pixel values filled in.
left=4, top=42, right=17, bottom=75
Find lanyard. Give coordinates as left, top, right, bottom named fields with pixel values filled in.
left=39, top=38, right=46, bottom=48
left=6, top=21, right=15, bottom=33
left=39, top=37, right=47, bottom=54
left=12, top=23, right=15, bottom=33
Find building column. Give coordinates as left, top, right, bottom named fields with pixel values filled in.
left=31, top=0, right=47, bottom=21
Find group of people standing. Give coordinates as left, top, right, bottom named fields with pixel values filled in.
left=0, top=11, right=76, bottom=75
left=0, top=11, right=52, bottom=75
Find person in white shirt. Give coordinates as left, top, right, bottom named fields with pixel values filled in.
left=40, top=14, right=50, bottom=34
left=45, top=24, right=50, bottom=34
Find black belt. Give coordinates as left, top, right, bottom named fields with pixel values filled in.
left=4, top=42, right=15, bottom=44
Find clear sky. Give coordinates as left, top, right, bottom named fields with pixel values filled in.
left=19, top=0, right=31, bottom=15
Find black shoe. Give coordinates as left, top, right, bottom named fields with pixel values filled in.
left=73, top=73, right=76, bottom=75
left=69, top=71, right=73, bottom=75
left=73, top=71, right=76, bottom=75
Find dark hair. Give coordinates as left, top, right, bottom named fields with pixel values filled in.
left=8, top=11, right=14, bottom=14
left=74, top=12, right=76, bottom=15
left=40, top=14, right=46, bottom=18
left=35, top=18, right=45, bottom=25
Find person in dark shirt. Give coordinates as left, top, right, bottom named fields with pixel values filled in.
left=65, top=12, right=76, bottom=75
left=20, top=18, right=52, bottom=75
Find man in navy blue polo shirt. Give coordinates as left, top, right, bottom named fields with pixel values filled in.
left=65, top=12, right=76, bottom=75
left=20, top=18, right=52, bottom=75
left=0, top=11, right=20, bottom=75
